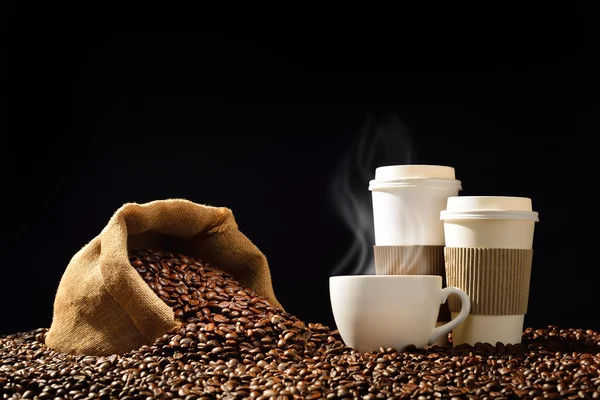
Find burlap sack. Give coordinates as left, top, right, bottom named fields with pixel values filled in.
left=46, top=199, right=282, bottom=356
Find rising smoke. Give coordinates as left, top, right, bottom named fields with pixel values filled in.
left=329, top=113, right=414, bottom=275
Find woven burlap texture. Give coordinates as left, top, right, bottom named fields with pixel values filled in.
left=46, top=199, right=282, bottom=356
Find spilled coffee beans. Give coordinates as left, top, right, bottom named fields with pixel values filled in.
left=1, top=249, right=599, bottom=399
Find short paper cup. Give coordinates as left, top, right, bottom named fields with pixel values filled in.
left=441, top=196, right=540, bottom=345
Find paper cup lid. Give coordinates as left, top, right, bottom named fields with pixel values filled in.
left=440, top=196, right=539, bottom=221
left=375, top=165, right=456, bottom=181
left=369, top=165, right=462, bottom=190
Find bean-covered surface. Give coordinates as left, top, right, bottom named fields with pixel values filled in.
left=1, top=249, right=599, bottom=399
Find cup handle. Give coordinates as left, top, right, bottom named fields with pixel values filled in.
left=427, top=287, right=471, bottom=346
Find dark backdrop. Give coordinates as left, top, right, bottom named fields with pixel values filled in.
left=4, top=5, right=597, bottom=336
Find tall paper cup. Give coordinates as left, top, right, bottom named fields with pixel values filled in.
left=440, top=196, right=539, bottom=345
left=369, top=165, right=462, bottom=344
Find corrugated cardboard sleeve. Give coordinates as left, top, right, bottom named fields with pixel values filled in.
left=374, top=245, right=449, bottom=322
left=444, top=247, right=533, bottom=315
left=374, top=245, right=445, bottom=280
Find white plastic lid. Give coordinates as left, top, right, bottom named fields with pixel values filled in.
left=440, top=196, right=539, bottom=221
left=375, top=165, right=456, bottom=181
left=369, top=165, right=462, bottom=190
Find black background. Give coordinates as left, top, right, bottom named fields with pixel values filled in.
left=3, top=5, right=598, bottom=336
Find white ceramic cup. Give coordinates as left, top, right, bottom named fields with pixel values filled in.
left=329, top=275, right=470, bottom=352
left=440, top=196, right=539, bottom=345
left=369, top=165, right=462, bottom=246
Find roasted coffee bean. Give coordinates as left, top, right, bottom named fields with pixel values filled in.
left=2, top=249, right=600, bottom=399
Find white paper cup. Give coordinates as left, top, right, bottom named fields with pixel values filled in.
left=441, top=196, right=539, bottom=345
left=329, top=275, right=470, bottom=353
left=369, top=165, right=462, bottom=246
left=370, top=165, right=462, bottom=346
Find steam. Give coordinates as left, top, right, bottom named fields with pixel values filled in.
left=329, top=113, right=414, bottom=275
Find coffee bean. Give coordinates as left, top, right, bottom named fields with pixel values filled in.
left=2, top=249, right=600, bottom=399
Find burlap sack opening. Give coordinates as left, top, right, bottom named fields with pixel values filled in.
left=46, top=199, right=282, bottom=356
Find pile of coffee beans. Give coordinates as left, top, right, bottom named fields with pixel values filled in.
left=1, top=249, right=599, bottom=399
